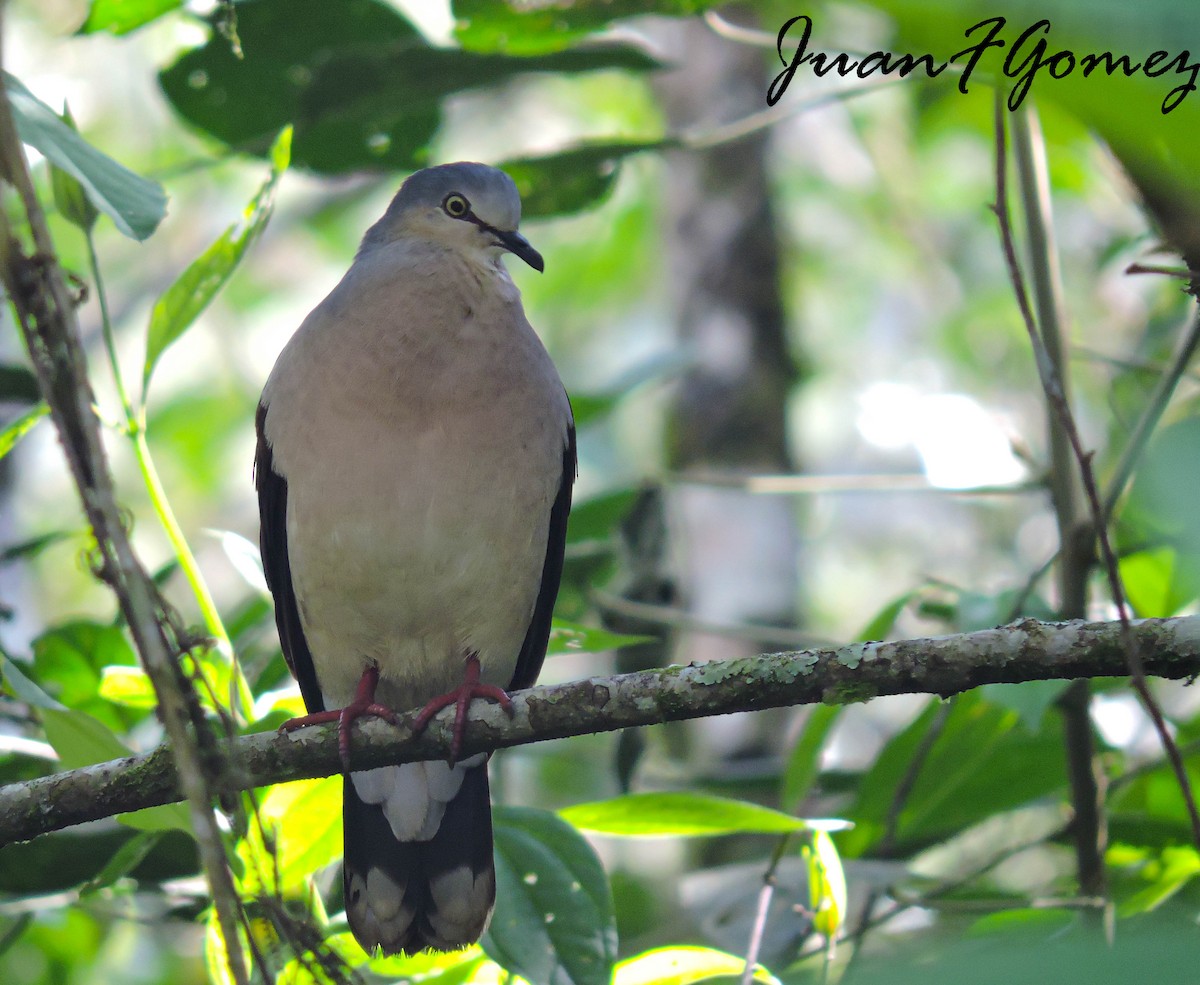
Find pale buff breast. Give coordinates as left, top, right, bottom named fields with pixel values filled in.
left=263, top=243, right=571, bottom=711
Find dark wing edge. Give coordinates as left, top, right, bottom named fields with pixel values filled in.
left=509, top=420, right=577, bottom=691
left=254, top=401, right=325, bottom=713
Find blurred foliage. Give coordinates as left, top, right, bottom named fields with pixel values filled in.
left=3, top=0, right=1200, bottom=984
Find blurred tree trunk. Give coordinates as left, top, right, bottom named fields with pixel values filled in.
left=654, top=14, right=802, bottom=757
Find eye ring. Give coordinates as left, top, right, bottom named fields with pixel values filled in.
left=443, top=193, right=470, bottom=218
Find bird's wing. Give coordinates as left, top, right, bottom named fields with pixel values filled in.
left=508, top=420, right=577, bottom=692
left=254, top=401, right=325, bottom=713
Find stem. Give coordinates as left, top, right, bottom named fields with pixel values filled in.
left=133, top=428, right=232, bottom=658
left=1010, top=104, right=1108, bottom=903
left=84, top=230, right=234, bottom=663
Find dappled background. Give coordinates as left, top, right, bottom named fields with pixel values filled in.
left=3, top=1, right=1200, bottom=983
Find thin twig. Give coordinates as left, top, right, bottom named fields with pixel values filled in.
left=991, top=97, right=1200, bottom=851
left=740, top=834, right=793, bottom=985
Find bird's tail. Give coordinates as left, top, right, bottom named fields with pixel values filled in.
left=342, top=760, right=495, bottom=955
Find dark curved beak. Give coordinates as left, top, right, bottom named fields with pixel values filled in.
left=492, top=227, right=545, bottom=273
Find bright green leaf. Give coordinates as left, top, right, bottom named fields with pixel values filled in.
left=99, top=665, right=158, bottom=709
left=79, top=0, right=184, bottom=35
left=547, top=620, right=653, bottom=656
left=143, top=126, right=291, bottom=391
left=803, top=831, right=847, bottom=939
left=614, top=946, right=779, bottom=985
left=855, top=589, right=919, bottom=641
left=0, top=403, right=48, bottom=461
left=1121, top=547, right=1197, bottom=617
left=561, top=792, right=851, bottom=838
left=5, top=72, right=166, bottom=240
left=118, top=801, right=193, bottom=834
left=485, top=806, right=617, bottom=985
left=239, top=777, right=342, bottom=896
left=453, top=0, right=714, bottom=54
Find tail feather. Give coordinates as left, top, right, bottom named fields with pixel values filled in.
left=343, top=763, right=495, bottom=955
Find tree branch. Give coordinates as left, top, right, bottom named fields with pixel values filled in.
left=2, top=615, right=1198, bottom=845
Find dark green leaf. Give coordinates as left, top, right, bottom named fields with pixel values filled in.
left=0, top=403, right=48, bottom=461
left=0, top=364, right=39, bottom=404
left=79, top=831, right=164, bottom=896
left=143, top=127, right=290, bottom=390
left=500, top=141, right=669, bottom=218
left=158, top=0, right=660, bottom=174
left=1, top=530, right=75, bottom=564
left=32, top=621, right=137, bottom=708
left=453, top=0, right=714, bottom=54
left=486, top=806, right=617, bottom=985
left=79, top=0, right=184, bottom=35
left=839, top=692, right=1066, bottom=857
left=855, top=590, right=919, bottom=641
left=781, top=705, right=840, bottom=812
left=4, top=72, right=166, bottom=240
left=566, top=489, right=638, bottom=544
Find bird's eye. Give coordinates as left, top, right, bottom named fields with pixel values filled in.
left=443, top=193, right=470, bottom=218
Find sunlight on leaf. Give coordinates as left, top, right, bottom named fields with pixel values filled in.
left=238, top=777, right=342, bottom=896
left=614, top=946, right=780, bottom=985
left=79, top=0, right=184, bottom=35
left=561, top=792, right=852, bottom=837
left=0, top=403, right=48, bottom=461
left=803, top=830, right=847, bottom=940
left=548, top=619, right=652, bottom=656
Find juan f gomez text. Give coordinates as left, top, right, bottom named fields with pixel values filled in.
left=768, top=15, right=1199, bottom=114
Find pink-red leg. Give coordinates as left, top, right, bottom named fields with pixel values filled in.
left=412, top=652, right=514, bottom=764
left=278, top=663, right=397, bottom=772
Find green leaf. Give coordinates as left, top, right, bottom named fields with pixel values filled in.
left=0, top=403, right=48, bottom=461
left=855, top=589, right=919, bottom=641
left=79, top=0, right=184, bottom=35
left=143, top=126, right=291, bottom=390
left=33, top=621, right=137, bottom=707
left=158, top=0, right=660, bottom=175
left=566, top=489, right=639, bottom=544
left=614, top=946, right=779, bottom=985
left=1, top=649, right=63, bottom=710
left=4, top=72, right=166, bottom=240
left=238, top=777, right=342, bottom=896
left=98, top=665, right=158, bottom=709
left=839, top=692, right=1067, bottom=857
left=1118, top=845, right=1200, bottom=916
left=485, top=806, right=617, bottom=985
left=79, top=831, right=164, bottom=896
left=118, top=801, right=193, bottom=834
left=547, top=620, right=652, bottom=657
left=0, top=363, right=40, bottom=403
left=1121, top=548, right=1197, bottom=618
left=781, top=705, right=840, bottom=812
left=561, top=792, right=851, bottom=838
left=49, top=103, right=99, bottom=232
left=40, top=707, right=131, bottom=769
left=803, top=831, right=846, bottom=939
left=500, top=141, right=669, bottom=218
left=453, top=0, right=715, bottom=54
left=980, top=680, right=1070, bottom=731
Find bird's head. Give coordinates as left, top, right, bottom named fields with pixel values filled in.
left=360, top=162, right=544, bottom=272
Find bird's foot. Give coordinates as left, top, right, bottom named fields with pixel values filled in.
left=412, top=653, right=514, bottom=764
left=278, top=663, right=397, bottom=773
